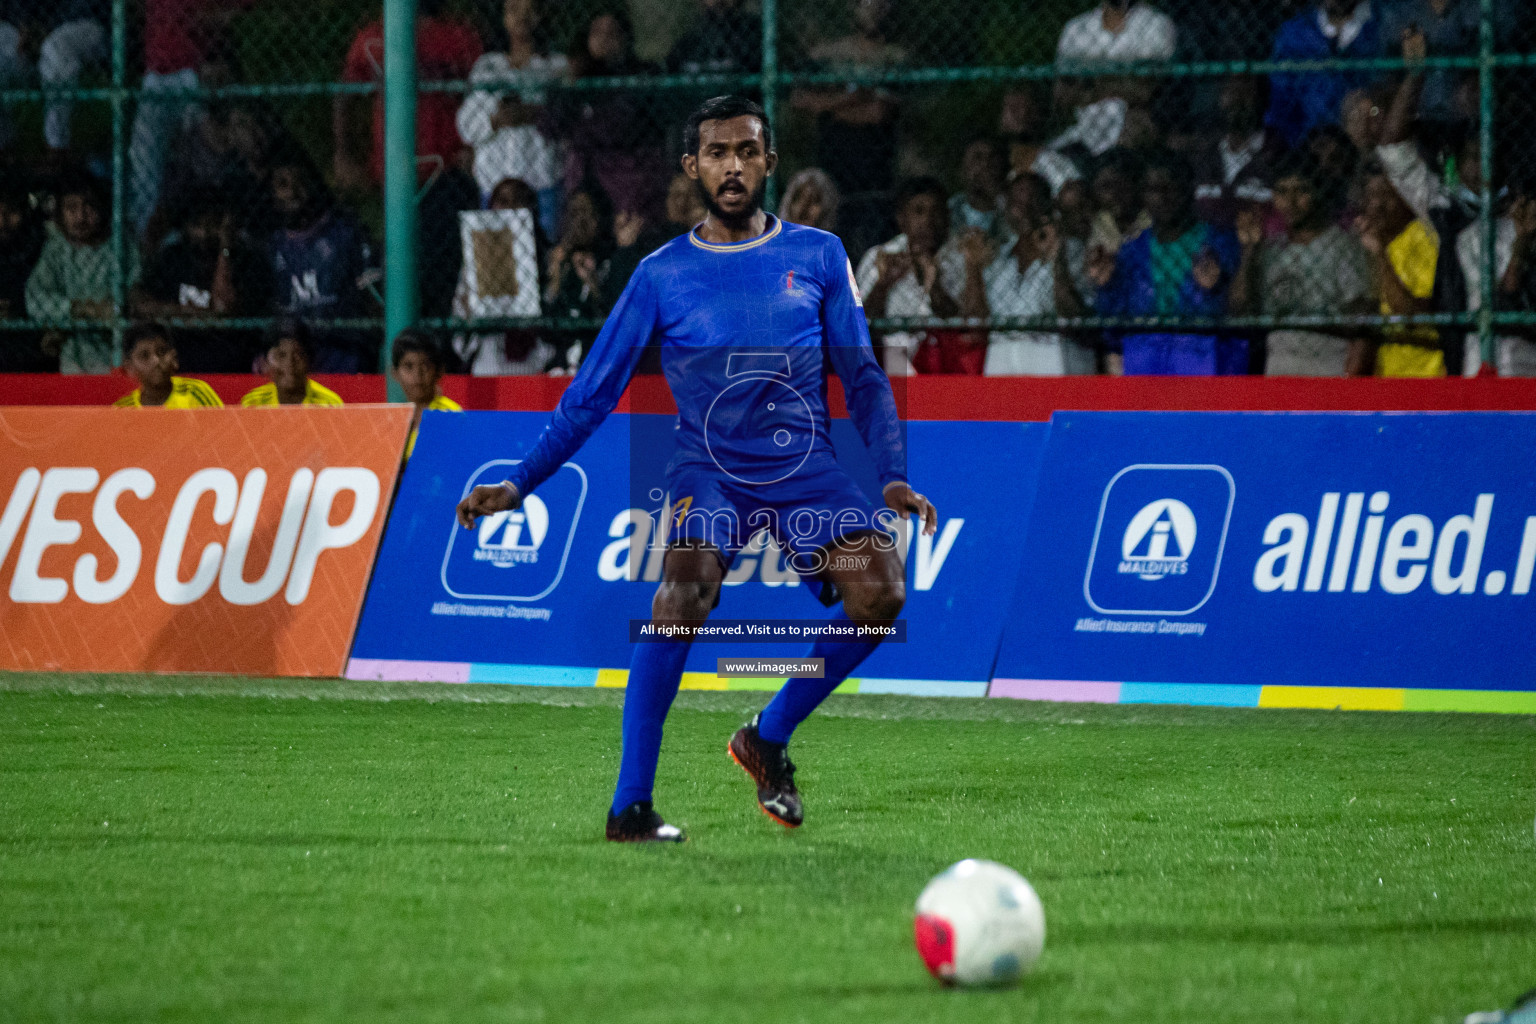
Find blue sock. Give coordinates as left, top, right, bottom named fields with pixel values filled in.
left=757, top=607, right=882, bottom=745
left=611, top=639, right=691, bottom=815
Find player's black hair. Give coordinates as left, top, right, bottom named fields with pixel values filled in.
left=264, top=317, right=315, bottom=361
left=892, top=176, right=949, bottom=214
left=123, top=320, right=174, bottom=358
left=391, top=329, right=446, bottom=371
left=684, top=95, right=772, bottom=156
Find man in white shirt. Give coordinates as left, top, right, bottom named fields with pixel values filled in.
left=1056, top=0, right=1177, bottom=64
left=857, top=178, right=968, bottom=375
left=455, top=0, right=568, bottom=232
left=1458, top=184, right=1536, bottom=377
left=963, top=172, right=1095, bottom=376
left=1054, top=1, right=1177, bottom=155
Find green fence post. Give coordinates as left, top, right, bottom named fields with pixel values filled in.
left=109, top=0, right=125, bottom=364
left=762, top=0, right=778, bottom=210
left=383, top=0, right=418, bottom=401
left=1477, top=0, right=1496, bottom=370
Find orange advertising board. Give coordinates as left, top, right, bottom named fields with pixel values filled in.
left=0, top=406, right=411, bottom=676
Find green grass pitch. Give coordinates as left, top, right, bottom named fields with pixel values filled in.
left=1, top=672, right=1532, bottom=1023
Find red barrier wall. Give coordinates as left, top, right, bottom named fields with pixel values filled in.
left=5, top=372, right=1534, bottom=419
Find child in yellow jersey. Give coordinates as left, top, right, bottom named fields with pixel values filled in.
left=241, top=319, right=344, bottom=407
left=392, top=329, right=461, bottom=458
left=112, top=322, right=223, bottom=408
left=1357, top=172, right=1446, bottom=377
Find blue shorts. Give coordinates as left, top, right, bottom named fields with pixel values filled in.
left=666, top=458, right=894, bottom=576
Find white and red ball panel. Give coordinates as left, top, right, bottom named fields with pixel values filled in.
left=914, top=859, right=1045, bottom=987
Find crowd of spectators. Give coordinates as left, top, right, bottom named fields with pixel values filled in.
left=0, top=0, right=1533, bottom=380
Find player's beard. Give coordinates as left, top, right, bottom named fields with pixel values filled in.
left=697, top=176, right=766, bottom=231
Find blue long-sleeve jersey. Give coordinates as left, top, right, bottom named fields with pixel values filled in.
left=503, top=216, right=907, bottom=498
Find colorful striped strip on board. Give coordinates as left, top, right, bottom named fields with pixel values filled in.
left=345, top=660, right=1535, bottom=714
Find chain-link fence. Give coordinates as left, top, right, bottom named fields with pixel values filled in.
left=0, top=0, right=1532, bottom=379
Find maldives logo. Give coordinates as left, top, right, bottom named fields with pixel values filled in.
left=1119, top=499, right=1197, bottom=580
left=442, top=460, right=586, bottom=602
left=1085, top=465, right=1234, bottom=616
left=475, top=496, right=550, bottom=567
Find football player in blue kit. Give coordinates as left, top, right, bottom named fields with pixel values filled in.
left=456, top=95, right=937, bottom=842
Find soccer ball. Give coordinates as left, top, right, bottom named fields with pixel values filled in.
left=914, top=859, right=1045, bottom=987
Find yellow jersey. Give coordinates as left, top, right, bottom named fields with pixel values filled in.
left=406, top=394, right=464, bottom=458
left=112, top=377, right=223, bottom=409
left=240, top=380, right=345, bottom=407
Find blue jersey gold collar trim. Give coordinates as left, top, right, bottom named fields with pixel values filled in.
left=689, top=214, right=782, bottom=252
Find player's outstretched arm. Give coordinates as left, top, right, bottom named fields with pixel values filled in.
left=883, top=481, right=938, bottom=536
left=474, top=265, right=659, bottom=513
left=456, top=481, right=521, bottom=529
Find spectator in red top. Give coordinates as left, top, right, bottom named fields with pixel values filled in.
left=130, top=0, right=254, bottom=233
left=333, top=0, right=482, bottom=192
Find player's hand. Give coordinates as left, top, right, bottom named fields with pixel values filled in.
left=1402, top=26, right=1427, bottom=66
left=456, top=482, right=521, bottom=529
left=883, top=481, right=938, bottom=536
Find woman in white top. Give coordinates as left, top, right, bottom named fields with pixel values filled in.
left=456, top=0, right=567, bottom=235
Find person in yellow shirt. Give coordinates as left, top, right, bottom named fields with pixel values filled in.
left=1357, top=172, right=1445, bottom=378
left=392, top=329, right=461, bottom=458
left=241, top=319, right=344, bottom=407
left=112, top=322, right=223, bottom=408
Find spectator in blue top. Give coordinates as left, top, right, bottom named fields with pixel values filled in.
left=1088, top=149, right=1246, bottom=376
left=266, top=150, right=380, bottom=372
left=1267, top=0, right=1379, bottom=148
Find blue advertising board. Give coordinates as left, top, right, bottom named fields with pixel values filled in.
left=350, top=411, right=1047, bottom=695
left=994, top=412, right=1536, bottom=697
